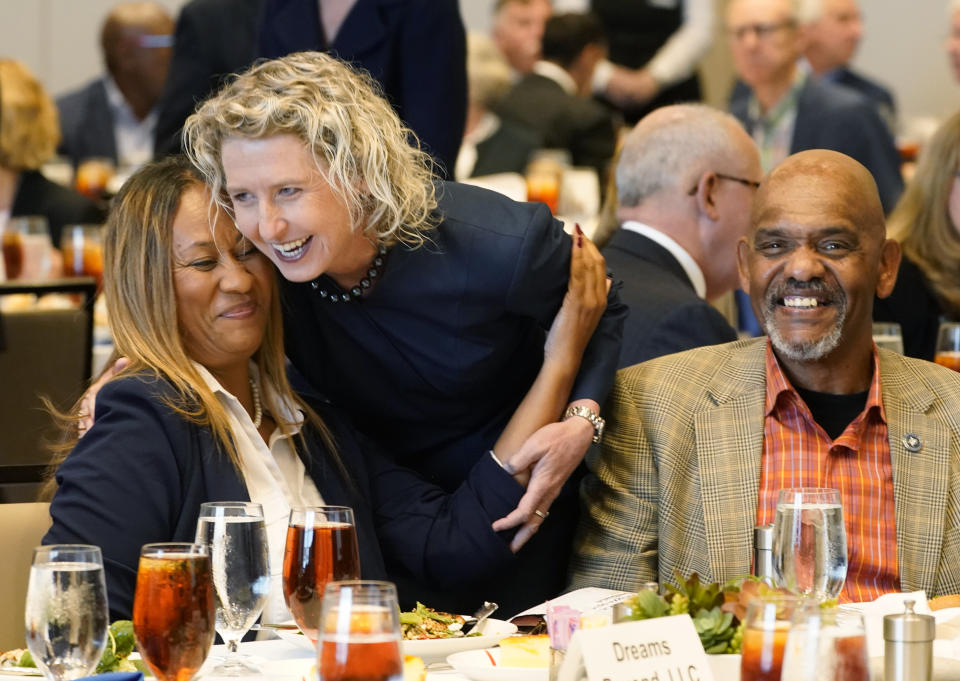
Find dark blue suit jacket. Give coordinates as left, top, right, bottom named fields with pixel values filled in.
left=280, top=181, right=626, bottom=614
left=44, top=374, right=522, bottom=621
left=56, top=79, right=118, bottom=168
left=603, top=229, right=737, bottom=369
left=153, top=0, right=466, bottom=176
left=730, top=76, right=903, bottom=214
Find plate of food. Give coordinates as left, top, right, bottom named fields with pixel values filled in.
left=400, top=603, right=517, bottom=661
left=0, top=621, right=146, bottom=677
left=446, top=637, right=549, bottom=681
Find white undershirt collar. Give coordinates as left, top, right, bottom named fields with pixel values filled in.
left=532, top=60, right=578, bottom=96
left=620, top=220, right=706, bottom=299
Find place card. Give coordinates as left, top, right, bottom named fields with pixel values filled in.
left=559, top=615, right=714, bottom=681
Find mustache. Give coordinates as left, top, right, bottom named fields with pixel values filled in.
left=764, top=278, right=845, bottom=308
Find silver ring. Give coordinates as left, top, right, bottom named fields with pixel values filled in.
left=533, top=509, right=549, bottom=520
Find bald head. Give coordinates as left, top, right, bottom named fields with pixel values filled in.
left=753, top=149, right=885, bottom=242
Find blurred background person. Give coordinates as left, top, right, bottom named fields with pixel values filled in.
left=497, top=12, right=619, bottom=184
left=874, top=110, right=960, bottom=361
left=152, top=0, right=466, bottom=177
left=456, top=33, right=541, bottom=181
left=0, top=60, right=104, bottom=249
left=491, top=0, right=553, bottom=75
left=948, top=0, right=960, bottom=83
left=800, top=0, right=895, bottom=132
left=555, top=0, right=713, bottom=125
left=56, top=1, right=174, bottom=172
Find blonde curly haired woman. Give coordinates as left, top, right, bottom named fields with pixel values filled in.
left=176, top=51, right=624, bottom=615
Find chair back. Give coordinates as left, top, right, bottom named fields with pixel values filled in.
left=0, top=279, right=95, bottom=495
left=0, top=502, right=51, bottom=650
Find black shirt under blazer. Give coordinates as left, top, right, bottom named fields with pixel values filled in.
left=603, top=229, right=737, bottom=369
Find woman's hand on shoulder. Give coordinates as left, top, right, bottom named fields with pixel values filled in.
left=78, top=357, right=131, bottom=437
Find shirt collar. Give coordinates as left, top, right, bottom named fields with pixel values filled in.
left=532, top=60, right=578, bottom=96
left=102, top=74, right=159, bottom=126
left=192, top=361, right=304, bottom=431
left=746, top=66, right=807, bottom=127
left=463, top=112, right=502, bottom=146
left=763, top=340, right=887, bottom=425
left=620, top=220, right=707, bottom=298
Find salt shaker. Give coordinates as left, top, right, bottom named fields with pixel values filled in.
left=884, top=599, right=935, bottom=681
left=753, top=524, right=774, bottom=583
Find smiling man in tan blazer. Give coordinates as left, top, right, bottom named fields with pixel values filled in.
left=571, top=149, right=960, bottom=601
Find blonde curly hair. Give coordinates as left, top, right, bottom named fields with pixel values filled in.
left=184, top=51, right=439, bottom=247
left=0, top=59, right=60, bottom=170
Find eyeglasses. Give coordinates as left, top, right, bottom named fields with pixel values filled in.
left=727, top=20, right=795, bottom=42
left=687, top=172, right=762, bottom=195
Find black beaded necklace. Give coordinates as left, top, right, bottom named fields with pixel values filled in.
left=310, top=244, right=388, bottom=303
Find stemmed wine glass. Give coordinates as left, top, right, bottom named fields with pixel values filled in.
left=283, top=506, right=360, bottom=642
left=772, top=488, right=848, bottom=601
left=133, top=543, right=215, bottom=681
left=195, top=502, right=270, bottom=675
left=25, top=544, right=108, bottom=681
left=316, top=581, right=403, bottom=681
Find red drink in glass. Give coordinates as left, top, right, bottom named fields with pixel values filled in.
left=319, top=637, right=403, bottom=681
left=317, top=582, right=402, bottom=681
left=741, top=624, right=788, bottom=681
left=133, top=545, right=215, bottom=681
left=283, top=507, right=360, bottom=641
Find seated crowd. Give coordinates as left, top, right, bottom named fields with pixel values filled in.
left=4, top=0, right=960, bottom=617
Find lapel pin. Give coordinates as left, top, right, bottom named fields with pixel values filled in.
left=903, top=434, right=922, bottom=453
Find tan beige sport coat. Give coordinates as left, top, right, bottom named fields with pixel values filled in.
left=571, top=338, right=960, bottom=598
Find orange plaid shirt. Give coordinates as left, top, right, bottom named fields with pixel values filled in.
left=756, top=342, right=900, bottom=602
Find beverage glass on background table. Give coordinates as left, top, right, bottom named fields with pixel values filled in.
left=133, top=543, right=215, bottom=681
left=317, top=580, right=403, bottom=681
left=25, top=544, right=108, bottom=681
left=773, top=488, right=848, bottom=601
left=195, top=502, right=270, bottom=675
left=60, top=225, right=104, bottom=289
left=934, top=322, right=960, bottom=372
left=872, top=322, right=904, bottom=354
left=283, top=506, right=360, bottom=642
left=781, top=604, right=869, bottom=681
left=741, top=593, right=799, bottom=681
left=3, top=215, right=52, bottom=281
left=74, top=158, right=114, bottom=201
left=525, top=150, right=569, bottom=215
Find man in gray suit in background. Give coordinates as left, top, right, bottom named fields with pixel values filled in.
left=604, top=104, right=761, bottom=368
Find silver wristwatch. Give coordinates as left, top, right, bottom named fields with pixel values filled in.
left=563, top=405, right=605, bottom=443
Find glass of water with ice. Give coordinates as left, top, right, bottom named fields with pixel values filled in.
left=781, top=603, right=869, bottom=681
left=773, top=488, right=848, bottom=601
left=25, top=544, right=108, bottom=681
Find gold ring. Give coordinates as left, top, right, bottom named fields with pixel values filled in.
left=533, top=509, right=549, bottom=520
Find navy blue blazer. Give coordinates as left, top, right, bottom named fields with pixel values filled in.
left=56, top=79, right=118, bottom=168
left=44, top=374, right=522, bottom=621
left=730, top=76, right=903, bottom=214
left=153, top=0, right=466, bottom=176
left=603, top=229, right=737, bottom=369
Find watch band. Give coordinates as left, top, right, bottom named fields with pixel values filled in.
left=563, top=405, right=605, bottom=443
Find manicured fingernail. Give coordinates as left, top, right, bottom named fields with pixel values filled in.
left=577, top=236, right=583, bottom=248
left=575, top=223, right=583, bottom=235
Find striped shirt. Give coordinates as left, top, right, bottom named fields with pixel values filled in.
left=756, top=342, right=900, bottom=602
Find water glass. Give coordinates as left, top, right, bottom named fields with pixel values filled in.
left=317, top=581, right=402, bottom=681
left=773, top=488, right=848, bottom=601
left=935, top=322, right=960, bottom=372
left=740, top=593, right=800, bottom=681
left=25, top=544, right=108, bottom=681
left=133, top=543, right=215, bottom=681
left=781, top=604, right=869, bottom=681
left=3, top=215, right=52, bottom=281
left=196, top=502, right=269, bottom=675
left=872, top=322, right=904, bottom=354
left=283, top=506, right=360, bottom=642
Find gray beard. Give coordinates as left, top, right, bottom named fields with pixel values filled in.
left=760, top=304, right=847, bottom=362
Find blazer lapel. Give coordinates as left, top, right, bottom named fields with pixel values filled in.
left=332, top=0, right=389, bottom=58
left=880, top=351, right=952, bottom=594
left=695, top=340, right=767, bottom=581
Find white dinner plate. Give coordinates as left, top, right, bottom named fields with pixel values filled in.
left=403, top=619, right=517, bottom=661
left=273, top=628, right=316, bottom=652
left=446, top=647, right=547, bottom=681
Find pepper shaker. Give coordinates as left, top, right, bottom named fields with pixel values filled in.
left=884, top=599, right=934, bottom=681
left=753, top=524, right=774, bottom=583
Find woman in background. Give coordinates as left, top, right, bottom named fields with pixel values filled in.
left=874, top=110, right=960, bottom=360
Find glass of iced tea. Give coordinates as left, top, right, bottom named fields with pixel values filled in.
left=133, top=543, right=216, bottom=681
left=741, top=593, right=799, bottom=681
left=60, top=225, right=104, bottom=289
left=283, top=506, right=361, bottom=642
left=935, top=322, right=960, bottom=372
left=317, top=580, right=402, bottom=681
left=781, top=604, right=869, bottom=681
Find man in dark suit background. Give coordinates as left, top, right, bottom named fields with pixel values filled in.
left=605, top=104, right=760, bottom=369
left=726, top=0, right=902, bottom=213
left=152, top=0, right=467, bottom=177
left=801, top=0, right=895, bottom=132
left=56, top=1, right=174, bottom=170
left=496, top=12, right=618, bottom=184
